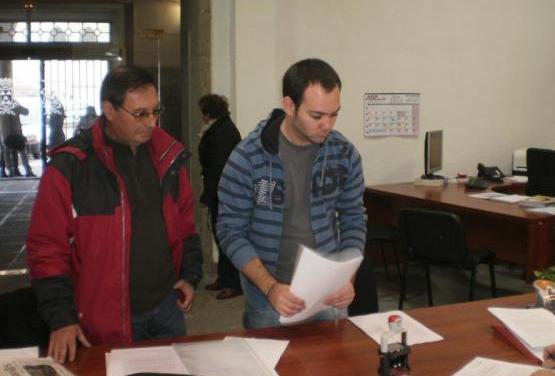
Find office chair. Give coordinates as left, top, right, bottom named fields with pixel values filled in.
left=526, top=148, right=555, bottom=196
left=366, top=224, right=401, bottom=281
left=398, top=208, right=497, bottom=309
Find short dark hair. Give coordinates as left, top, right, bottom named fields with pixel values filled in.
left=100, top=66, right=157, bottom=108
left=282, top=58, right=342, bottom=107
left=198, top=94, right=230, bottom=119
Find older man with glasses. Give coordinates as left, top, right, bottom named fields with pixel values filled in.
left=26, top=65, right=203, bottom=363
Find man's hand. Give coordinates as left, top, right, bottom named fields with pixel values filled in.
left=48, top=324, right=91, bottom=363
left=324, top=282, right=355, bottom=309
left=174, top=279, right=195, bottom=312
left=267, top=283, right=305, bottom=317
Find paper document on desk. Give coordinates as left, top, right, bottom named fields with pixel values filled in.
left=0, top=347, right=38, bottom=360
left=106, top=337, right=287, bottom=376
left=230, top=337, right=289, bottom=370
left=490, top=194, right=529, bottom=203
left=506, top=176, right=528, bottom=183
left=0, top=357, right=75, bottom=376
left=349, top=310, right=443, bottom=346
left=526, top=206, right=555, bottom=215
left=468, top=192, right=506, bottom=199
left=106, top=346, right=190, bottom=376
left=279, top=246, right=363, bottom=325
left=453, top=357, right=541, bottom=376
left=489, top=307, right=555, bottom=360
left=173, top=337, right=278, bottom=376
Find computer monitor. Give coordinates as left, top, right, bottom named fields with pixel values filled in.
left=526, top=148, right=555, bottom=196
left=423, top=130, right=443, bottom=179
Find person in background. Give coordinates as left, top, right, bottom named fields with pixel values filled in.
left=0, top=140, right=7, bottom=177
left=217, top=58, right=369, bottom=328
left=27, top=66, right=203, bottom=363
left=0, top=99, right=35, bottom=177
left=74, top=105, right=98, bottom=136
left=197, top=94, right=242, bottom=299
left=48, top=100, right=66, bottom=149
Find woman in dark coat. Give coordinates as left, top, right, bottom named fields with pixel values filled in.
left=198, top=94, right=242, bottom=299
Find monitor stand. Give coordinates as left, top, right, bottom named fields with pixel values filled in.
left=421, top=173, right=445, bottom=180
left=415, top=174, right=447, bottom=187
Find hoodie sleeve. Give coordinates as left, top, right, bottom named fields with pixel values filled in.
left=336, top=144, right=367, bottom=252
left=216, top=145, right=259, bottom=271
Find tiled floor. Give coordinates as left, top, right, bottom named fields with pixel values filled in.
left=0, top=172, right=534, bottom=336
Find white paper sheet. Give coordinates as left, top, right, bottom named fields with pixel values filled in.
left=173, top=338, right=277, bottom=376
left=490, top=194, right=529, bottom=203
left=348, top=310, right=443, bottom=346
left=279, top=246, right=363, bottom=324
left=107, top=346, right=189, bottom=376
left=506, top=176, right=529, bottom=183
left=468, top=192, right=506, bottom=199
left=226, top=337, right=289, bottom=370
left=452, top=357, right=541, bottom=376
left=488, top=307, right=555, bottom=351
left=526, top=206, right=555, bottom=215
left=0, top=347, right=39, bottom=360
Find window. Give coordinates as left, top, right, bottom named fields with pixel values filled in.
left=31, top=22, right=111, bottom=43
left=0, top=21, right=111, bottom=44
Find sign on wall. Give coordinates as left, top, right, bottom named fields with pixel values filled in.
left=364, top=93, right=420, bottom=137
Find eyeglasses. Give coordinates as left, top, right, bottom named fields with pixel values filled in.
left=118, top=105, right=164, bottom=121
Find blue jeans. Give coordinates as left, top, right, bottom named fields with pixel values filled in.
left=131, top=290, right=186, bottom=341
left=244, top=303, right=348, bottom=329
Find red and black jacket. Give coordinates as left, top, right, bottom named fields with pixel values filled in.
left=26, top=118, right=202, bottom=345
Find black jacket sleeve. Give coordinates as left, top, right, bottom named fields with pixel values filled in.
left=31, top=275, right=78, bottom=331
left=180, top=233, right=203, bottom=288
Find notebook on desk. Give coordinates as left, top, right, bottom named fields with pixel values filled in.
left=492, top=324, right=542, bottom=364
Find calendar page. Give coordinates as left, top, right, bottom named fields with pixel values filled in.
left=364, top=93, right=419, bottom=137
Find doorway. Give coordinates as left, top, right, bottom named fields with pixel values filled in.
left=1, top=59, right=108, bottom=178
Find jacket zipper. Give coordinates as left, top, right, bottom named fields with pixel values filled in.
left=105, top=149, right=128, bottom=343
left=120, top=184, right=127, bottom=342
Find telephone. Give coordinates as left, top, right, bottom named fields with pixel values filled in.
left=477, top=163, right=505, bottom=182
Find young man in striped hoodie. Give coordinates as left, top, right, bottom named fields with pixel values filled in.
left=218, top=58, right=369, bottom=328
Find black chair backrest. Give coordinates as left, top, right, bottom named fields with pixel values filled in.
left=527, top=148, right=555, bottom=196
left=398, top=208, right=469, bottom=264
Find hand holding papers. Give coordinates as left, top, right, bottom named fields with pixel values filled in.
left=279, top=246, right=363, bottom=325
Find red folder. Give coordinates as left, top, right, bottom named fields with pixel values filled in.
left=492, top=324, right=542, bottom=364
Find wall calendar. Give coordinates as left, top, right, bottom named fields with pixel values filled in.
left=364, top=93, right=420, bottom=137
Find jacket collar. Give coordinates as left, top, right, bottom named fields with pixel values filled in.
left=260, top=109, right=286, bottom=155
left=87, top=117, right=187, bottom=179
left=201, top=115, right=228, bottom=140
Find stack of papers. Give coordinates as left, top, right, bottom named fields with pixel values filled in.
left=453, top=357, right=541, bottom=375
left=106, top=337, right=288, bottom=376
left=348, top=310, right=443, bottom=346
left=468, top=192, right=529, bottom=203
left=519, top=195, right=555, bottom=208
left=506, top=176, right=529, bottom=184
left=279, top=246, right=363, bottom=324
left=488, top=307, right=555, bottom=361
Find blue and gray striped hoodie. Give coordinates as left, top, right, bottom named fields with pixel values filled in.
left=217, top=109, right=367, bottom=309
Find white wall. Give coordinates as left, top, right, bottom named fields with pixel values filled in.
left=216, top=0, right=555, bottom=184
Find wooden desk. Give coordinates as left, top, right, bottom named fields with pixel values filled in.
left=365, top=182, right=555, bottom=279
left=66, top=294, right=536, bottom=375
